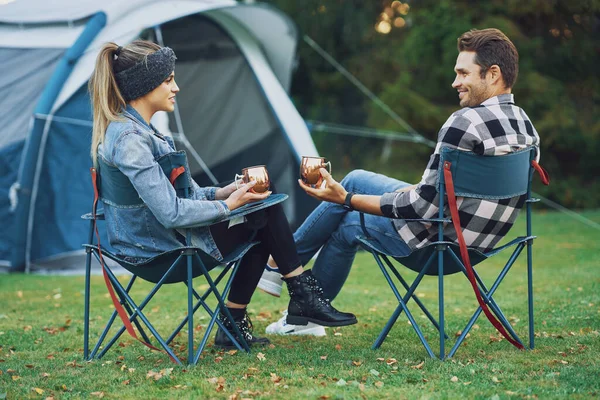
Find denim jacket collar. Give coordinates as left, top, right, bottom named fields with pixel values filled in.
left=124, top=105, right=164, bottom=139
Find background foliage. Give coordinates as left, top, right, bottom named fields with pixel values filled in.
left=264, top=0, right=600, bottom=208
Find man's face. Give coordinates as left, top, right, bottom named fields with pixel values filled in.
left=452, top=51, right=491, bottom=108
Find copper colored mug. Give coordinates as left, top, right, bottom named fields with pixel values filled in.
left=235, top=165, right=270, bottom=193
left=300, top=156, right=331, bottom=186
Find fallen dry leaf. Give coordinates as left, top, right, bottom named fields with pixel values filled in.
left=90, top=392, right=105, bottom=398
left=352, top=361, right=362, bottom=366
left=32, top=388, right=44, bottom=394
left=411, top=361, right=425, bottom=369
left=492, top=376, right=501, bottom=383
left=227, top=350, right=238, bottom=356
left=122, top=379, right=130, bottom=385
left=335, top=344, right=342, bottom=351
left=270, top=373, right=282, bottom=384
left=320, top=355, right=327, bottom=360
left=374, top=381, right=384, bottom=388
left=450, top=376, right=459, bottom=382
left=256, top=352, right=266, bottom=361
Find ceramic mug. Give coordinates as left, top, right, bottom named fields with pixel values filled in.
left=235, top=165, right=270, bottom=193
left=300, top=156, right=331, bottom=186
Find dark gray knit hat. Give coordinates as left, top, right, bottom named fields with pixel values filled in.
left=114, top=47, right=177, bottom=101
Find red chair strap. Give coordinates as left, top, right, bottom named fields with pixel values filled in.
left=90, top=168, right=176, bottom=362
left=531, top=160, right=550, bottom=185
left=442, top=161, right=524, bottom=350
left=170, top=166, right=186, bottom=186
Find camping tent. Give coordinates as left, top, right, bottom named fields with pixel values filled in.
left=0, top=0, right=319, bottom=272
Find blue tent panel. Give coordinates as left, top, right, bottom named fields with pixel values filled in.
left=0, top=140, right=24, bottom=263
left=30, top=86, right=112, bottom=262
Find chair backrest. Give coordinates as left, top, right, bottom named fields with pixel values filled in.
left=97, top=151, right=193, bottom=206
left=439, top=147, right=535, bottom=199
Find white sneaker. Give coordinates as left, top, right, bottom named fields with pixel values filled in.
left=257, top=265, right=284, bottom=297
left=265, top=310, right=326, bottom=337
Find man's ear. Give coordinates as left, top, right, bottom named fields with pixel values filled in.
left=487, top=65, right=503, bottom=86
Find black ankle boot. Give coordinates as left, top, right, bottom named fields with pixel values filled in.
left=214, top=308, right=270, bottom=350
left=284, top=270, right=357, bottom=327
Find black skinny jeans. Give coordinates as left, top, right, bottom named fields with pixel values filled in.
left=210, top=187, right=301, bottom=305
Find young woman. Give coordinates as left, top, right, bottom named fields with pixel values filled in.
left=89, top=40, right=356, bottom=348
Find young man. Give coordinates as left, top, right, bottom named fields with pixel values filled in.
left=261, top=28, right=540, bottom=336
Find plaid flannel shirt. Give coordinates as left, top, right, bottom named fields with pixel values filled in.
left=380, top=94, right=540, bottom=252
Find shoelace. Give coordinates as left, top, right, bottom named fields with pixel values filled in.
left=238, top=312, right=256, bottom=340
left=220, top=311, right=256, bottom=340
left=306, top=275, right=332, bottom=306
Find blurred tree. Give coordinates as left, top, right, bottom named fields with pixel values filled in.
left=263, top=0, right=600, bottom=208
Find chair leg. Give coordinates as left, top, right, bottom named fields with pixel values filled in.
left=193, top=261, right=248, bottom=364
left=527, top=239, right=534, bottom=349
left=447, top=246, right=526, bottom=358
left=438, top=247, right=445, bottom=360
left=187, top=253, right=194, bottom=364
left=166, top=266, right=232, bottom=345
left=193, top=255, right=250, bottom=365
left=103, top=267, right=182, bottom=364
left=83, top=250, right=92, bottom=361
left=371, top=252, right=435, bottom=358
left=90, top=275, right=138, bottom=359
left=96, top=259, right=184, bottom=363
left=381, top=255, right=448, bottom=339
left=168, top=266, right=246, bottom=361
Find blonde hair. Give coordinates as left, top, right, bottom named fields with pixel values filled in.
left=88, top=40, right=162, bottom=166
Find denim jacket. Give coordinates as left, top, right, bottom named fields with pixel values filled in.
left=97, top=105, right=230, bottom=262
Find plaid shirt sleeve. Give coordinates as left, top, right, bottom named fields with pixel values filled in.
left=380, top=113, right=477, bottom=219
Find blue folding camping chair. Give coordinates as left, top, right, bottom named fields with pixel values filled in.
left=83, top=152, right=287, bottom=365
left=357, top=147, right=549, bottom=359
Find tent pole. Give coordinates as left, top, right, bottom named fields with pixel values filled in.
left=10, top=12, right=107, bottom=272
left=153, top=25, right=219, bottom=185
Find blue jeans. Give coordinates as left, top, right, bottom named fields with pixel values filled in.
left=294, top=169, right=412, bottom=300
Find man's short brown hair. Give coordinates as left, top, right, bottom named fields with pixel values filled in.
left=457, top=28, right=519, bottom=88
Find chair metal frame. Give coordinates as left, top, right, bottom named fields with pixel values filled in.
left=358, top=147, right=543, bottom=359
left=83, top=194, right=288, bottom=365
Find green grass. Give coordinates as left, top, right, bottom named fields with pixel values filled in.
left=1, top=210, right=599, bottom=399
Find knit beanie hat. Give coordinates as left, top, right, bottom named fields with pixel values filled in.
left=114, top=46, right=177, bottom=101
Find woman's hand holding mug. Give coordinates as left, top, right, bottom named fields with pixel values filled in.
left=225, top=165, right=271, bottom=210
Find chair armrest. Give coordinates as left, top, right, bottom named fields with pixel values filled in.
left=189, top=193, right=289, bottom=228
left=358, top=211, right=450, bottom=237
left=225, top=193, right=288, bottom=221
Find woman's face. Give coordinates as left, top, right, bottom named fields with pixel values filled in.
left=144, top=72, right=179, bottom=113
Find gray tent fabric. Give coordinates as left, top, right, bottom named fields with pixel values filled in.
left=163, top=17, right=277, bottom=171
left=0, top=48, right=64, bottom=149
left=0, top=1, right=320, bottom=273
